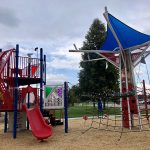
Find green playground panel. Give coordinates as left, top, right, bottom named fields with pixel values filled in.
left=45, top=86, right=53, bottom=98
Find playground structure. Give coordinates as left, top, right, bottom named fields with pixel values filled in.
left=0, top=45, right=54, bottom=140
left=0, top=7, right=149, bottom=143
left=69, top=7, right=150, bottom=131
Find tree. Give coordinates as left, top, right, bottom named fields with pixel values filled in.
left=68, top=85, right=80, bottom=106
left=79, top=19, right=119, bottom=108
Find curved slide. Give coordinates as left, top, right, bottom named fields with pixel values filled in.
left=24, top=105, right=52, bottom=140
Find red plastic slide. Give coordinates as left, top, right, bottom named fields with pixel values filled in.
left=24, top=105, right=52, bottom=140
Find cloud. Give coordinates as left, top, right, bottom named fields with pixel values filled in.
left=47, top=57, right=80, bottom=70
left=45, top=37, right=82, bottom=70
left=0, top=0, right=149, bottom=85
left=46, top=73, right=68, bottom=85
left=0, top=7, right=20, bottom=27
left=1, top=42, right=15, bottom=50
left=0, top=0, right=149, bottom=42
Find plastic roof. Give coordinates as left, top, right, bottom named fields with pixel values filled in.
left=100, top=13, right=150, bottom=51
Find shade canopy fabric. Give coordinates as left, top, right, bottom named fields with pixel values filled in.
left=100, top=13, right=150, bottom=51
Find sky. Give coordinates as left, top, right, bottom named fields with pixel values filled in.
left=0, top=0, right=150, bottom=86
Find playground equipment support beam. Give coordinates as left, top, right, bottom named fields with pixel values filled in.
left=104, top=7, right=133, bottom=129
left=44, top=55, right=46, bottom=85
left=4, top=48, right=8, bottom=133
left=64, top=82, right=68, bottom=133
left=40, top=48, right=43, bottom=113
left=143, top=80, right=149, bottom=120
left=69, top=49, right=117, bottom=53
left=27, top=53, right=32, bottom=130
left=104, top=7, right=126, bottom=66
left=69, top=50, right=119, bottom=68
left=13, top=44, right=19, bottom=139
left=4, top=112, right=7, bottom=133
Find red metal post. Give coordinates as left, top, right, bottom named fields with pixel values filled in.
left=143, top=80, right=149, bottom=120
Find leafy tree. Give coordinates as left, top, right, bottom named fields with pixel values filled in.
left=68, top=85, right=80, bottom=106
left=79, top=19, right=119, bottom=108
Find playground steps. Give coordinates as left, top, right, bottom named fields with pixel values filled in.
left=8, top=112, right=26, bottom=131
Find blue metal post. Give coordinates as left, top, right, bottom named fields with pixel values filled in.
left=40, top=48, right=43, bottom=112
left=27, top=55, right=31, bottom=130
left=98, top=97, right=102, bottom=112
left=64, top=82, right=68, bottom=133
left=4, top=112, right=7, bottom=133
left=13, top=44, right=19, bottom=139
left=44, top=55, right=46, bottom=85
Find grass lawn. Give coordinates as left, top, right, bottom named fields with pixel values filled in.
left=55, top=105, right=121, bottom=119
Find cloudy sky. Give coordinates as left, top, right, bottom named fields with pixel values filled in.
left=0, top=0, right=150, bottom=85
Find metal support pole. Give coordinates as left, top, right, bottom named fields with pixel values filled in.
left=143, top=80, right=149, bottom=120
left=4, top=112, right=7, bottom=133
left=26, top=53, right=33, bottom=130
left=4, top=48, right=8, bottom=133
left=64, top=82, right=68, bottom=133
left=44, top=55, right=46, bottom=85
left=40, top=48, right=43, bottom=112
left=13, top=44, right=19, bottom=139
left=27, top=55, right=31, bottom=130
left=119, top=55, right=123, bottom=128
left=130, top=51, right=142, bottom=130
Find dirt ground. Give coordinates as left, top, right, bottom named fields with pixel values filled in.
left=0, top=118, right=150, bottom=150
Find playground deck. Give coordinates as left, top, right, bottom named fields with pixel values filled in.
left=1, top=118, right=150, bottom=150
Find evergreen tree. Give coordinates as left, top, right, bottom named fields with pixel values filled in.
left=79, top=19, right=119, bottom=106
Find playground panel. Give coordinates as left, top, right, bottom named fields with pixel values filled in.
left=44, top=85, right=64, bottom=110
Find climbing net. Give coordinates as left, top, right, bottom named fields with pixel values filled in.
left=82, top=61, right=150, bottom=133
left=83, top=96, right=150, bottom=134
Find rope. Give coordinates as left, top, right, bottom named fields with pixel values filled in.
left=81, top=98, right=150, bottom=133
left=145, top=63, right=150, bottom=85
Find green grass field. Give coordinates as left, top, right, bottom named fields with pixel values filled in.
left=55, top=105, right=121, bottom=119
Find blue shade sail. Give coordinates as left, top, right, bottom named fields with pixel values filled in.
left=100, top=13, right=150, bottom=51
